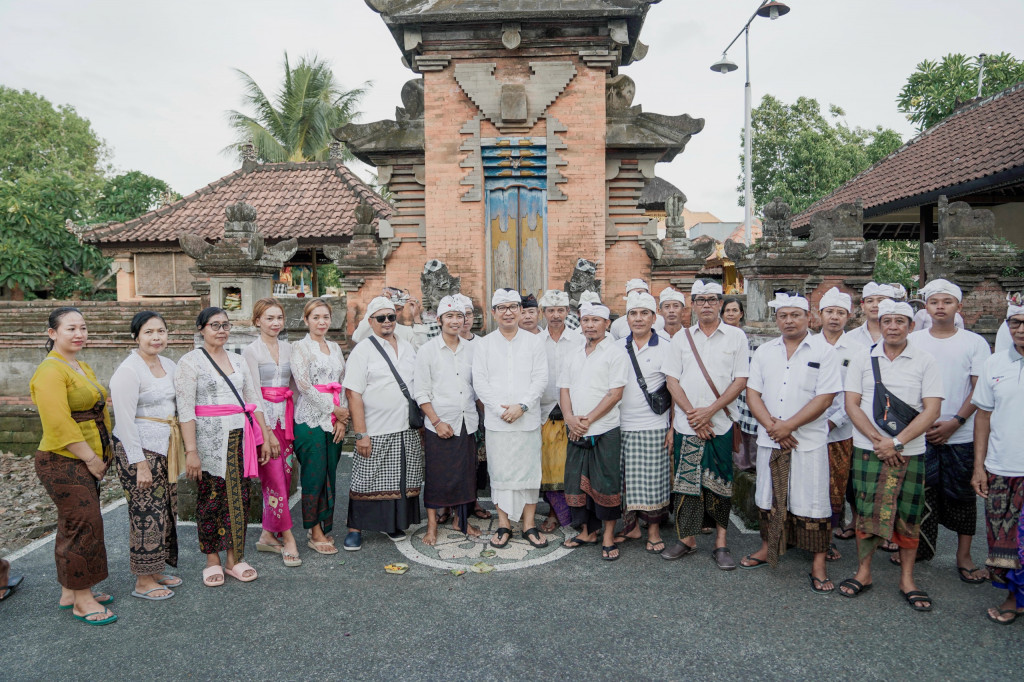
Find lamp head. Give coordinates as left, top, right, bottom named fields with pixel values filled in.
left=710, top=54, right=738, bottom=74
left=756, top=1, right=790, bottom=20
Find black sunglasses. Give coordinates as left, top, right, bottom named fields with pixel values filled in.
left=372, top=314, right=397, bottom=323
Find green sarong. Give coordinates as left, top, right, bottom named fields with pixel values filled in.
left=293, top=422, right=342, bottom=533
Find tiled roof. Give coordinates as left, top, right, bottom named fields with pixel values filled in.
left=792, top=81, right=1024, bottom=229
left=81, top=161, right=393, bottom=244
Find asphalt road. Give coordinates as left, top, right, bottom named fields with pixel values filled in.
left=1, top=456, right=1020, bottom=681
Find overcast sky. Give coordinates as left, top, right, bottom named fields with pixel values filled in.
left=2, top=0, right=1022, bottom=222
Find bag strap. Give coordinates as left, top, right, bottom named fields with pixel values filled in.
left=200, top=348, right=255, bottom=429
left=624, top=338, right=653, bottom=401
left=683, top=327, right=732, bottom=419
left=369, top=337, right=414, bottom=402
left=871, top=355, right=884, bottom=387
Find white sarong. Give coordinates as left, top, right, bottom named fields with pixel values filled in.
left=486, top=429, right=542, bottom=522
left=754, top=445, right=831, bottom=519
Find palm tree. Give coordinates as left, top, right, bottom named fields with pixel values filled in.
left=225, top=52, right=369, bottom=163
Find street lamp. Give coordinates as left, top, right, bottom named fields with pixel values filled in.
left=711, top=1, right=790, bottom=246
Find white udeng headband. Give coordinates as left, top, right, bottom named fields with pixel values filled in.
left=862, top=281, right=897, bottom=299
left=659, top=287, right=686, bottom=307
left=539, top=289, right=570, bottom=308
left=366, top=296, right=396, bottom=318
left=767, top=292, right=809, bottom=311
left=878, top=299, right=914, bottom=319
left=436, top=296, right=462, bottom=319
left=579, top=302, right=610, bottom=320
left=626, top=291, right=657, bottom=313
left=491, top=289, right=522, bottom=307
left=1007, top=293, right=1024, bottom=319
left=920, top=278, right=962, bottom=302
left=691, top=280, right=723, bottom=296
left=578, top=290, right=602, bottom=305
left=818, top=287, right=852, bottom=313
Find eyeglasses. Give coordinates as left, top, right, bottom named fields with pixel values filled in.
left=372, top=314, right=397, bottom=323
left=206, top=322, right=231, bottom=331
left=692, top=297, right=720, bottom=306
left=494, top=304, right=521, bottom=313
left=1008, top=318, right=1024, bottom=329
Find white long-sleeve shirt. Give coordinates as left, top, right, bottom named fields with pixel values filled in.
left=414, top=335, right=478, bottom=435
left=472, top=327, right=548, bottom=432
left=820, top=331, right=860, bottom=443
left=110, top=351, right=177, bottom=464
left=539, top=325, right=583, bottom=418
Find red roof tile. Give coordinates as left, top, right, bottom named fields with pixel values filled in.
left=792, top=82, right=1024, bottom=229
left=82, top=161, right=393, bottom=244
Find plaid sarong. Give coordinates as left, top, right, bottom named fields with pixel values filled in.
left=621, top=427, right=671, bottom=513
left=852, top=447, right=925, bottom=547
left=350, top=429, right=424, bottom=501
left=736, top=391, right=760, bottom=436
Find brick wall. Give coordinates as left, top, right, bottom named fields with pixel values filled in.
left=604, top=240, right=652, bottom=316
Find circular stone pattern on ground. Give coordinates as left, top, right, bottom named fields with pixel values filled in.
left=393, top=517, right=573, bottom=572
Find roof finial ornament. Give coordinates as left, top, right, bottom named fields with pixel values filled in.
left=240, top=137, right=257, bottom=163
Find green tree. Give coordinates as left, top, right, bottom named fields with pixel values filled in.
left=742, top=95, right=902, bottom=215
left=94, top=170, right=180, bottom=223
left=872, top=240, right=920, bottom=292
left=225, top=52, right=369, bottom=164
left=897, top=52, right=1024, bottom=132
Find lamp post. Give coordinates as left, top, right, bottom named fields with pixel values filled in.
left=711, top=1, right=790, bottom=246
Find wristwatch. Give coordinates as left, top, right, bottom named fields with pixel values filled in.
left=953, top=415, right=967, bottom=425
left=519, top=403, right=529, bottom=413
left=354, top=432, right=367, bottom=441
left=892, top=437, right=904, bottom=453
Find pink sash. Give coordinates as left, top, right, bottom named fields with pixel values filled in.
left=314, top=382, right=343, bottom=425
left=194, top=403, right=264, bottom=478
left=261, top=386, right=295, bottom=441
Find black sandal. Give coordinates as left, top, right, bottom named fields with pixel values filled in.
left=809, top=574, right=834, bottom=594
left=838, top=578, right=873, bottom=598
left=522, top=527, right=549, bottom=548
left=562, top=535, right=598, bottom=549
left=900, top=589, right=933, bottom=612
left=602, top=544, right=620, bottom=561
left=987, top=608, right=1020, bottom=625
left=957, top=566, right=988, bottom=584
left=833, top=526, right=856, bottom=541
left=472, top=506, right=492, bottom=520
left=489, top=527, right=512, bottom=548
left=825, top=543, right=841, bottom=562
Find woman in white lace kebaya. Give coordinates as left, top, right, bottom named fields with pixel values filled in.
left=176, top=307, right=274, bottom=587
left=291, top=298, right=349, bottom=555
left=242, top=298, right=300, bottom=567
left=110, top=312, right=182, bottom=601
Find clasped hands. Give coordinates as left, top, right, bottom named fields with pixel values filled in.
left=565, top=414, right=590, bottom=440
left=499, top=404, right=524, bottom=424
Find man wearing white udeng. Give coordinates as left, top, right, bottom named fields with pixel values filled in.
left=472, top=288, right=549, bottom=549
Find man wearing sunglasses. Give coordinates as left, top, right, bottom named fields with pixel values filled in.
left=343, top=296, right=424, bottom=549
left=472, top=289, right=549, bottom=549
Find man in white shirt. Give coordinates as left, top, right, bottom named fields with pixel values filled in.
left=559, top=302, right=629, bottom=560
left=343, top=296, right=424, bottom=549
left=908, top=279, right=991, bottom=578
left=659, top=287, right=687, bottom=339
left=846, top=281, right=897, bottom=349
left=618, top=291, right=673, bottom=553
left=611, top=279, right=666, bottom=340
left=471, top=289, right=549, bottom=549
left=839, top=299, right=943, bottom=610
left=415, top=296, right=481, bottom=546
left=537, top=289, right=584, bottom=533
left=743, top=293, right=841, bottom=592
left=971, top=296, right=1024, bottom=624
left=661, top=280, right=749, bottom=570
left=912, top=307, right=964, bottom=332
left=818, top=288, right=859, bottom=554
left=351, top=290, right=433, bottom=349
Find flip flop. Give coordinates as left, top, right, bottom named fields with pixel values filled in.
left=986, top=608, right=1021, bottom=625
left=879, top=539, right=899, bottom=553
left=522, top=527, right=549, bottom=549
left=562, top=535, right=599, bottom=549
left=739, top=555, right=768, bottom=570
left=900, top=589, right=933, bottom=612
left=809, top=574, right=834, bottom=595
left=645, top=540, right=666, bottom=554
left=131, top=587, right=174, bottom=601
left=957, top=566, right=988, bottom=584
left=0, top=575, right=23, bottom=601
left=601, top=544, right=620, bottom=561
left=156, top=575, right=183, bottom=588
left=224, top=562, right=258, bottom=583
left=489, top=527, right=512, bottom=549
left=838, top=578, right=872, bottom=598
left=72, top=609, right=117, bottom=626
left=833, top=526, right=856, bottom=541
left=472, top=507, right=493, bottom=520
left=826, top=543, right=841, bottom=562
left=58, top=591, right=113, bottom=610
left=256, top=541, right=283, bottom=554
left=308, top=539, right=339, bottom=555
left=202, top=565, right=225, bottom=587
left=282, top=550, right=303, bottom=567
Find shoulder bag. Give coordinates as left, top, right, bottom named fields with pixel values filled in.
left=625, top=340, right=672, bottom=415
left=369, top=337, right=424, bottom=429
left=870, top=355, right=920, bottom=437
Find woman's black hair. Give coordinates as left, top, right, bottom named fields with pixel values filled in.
left=130, top=311, right=166, bottom=340
left=196, top=306, right=228, bottom=330
left=723, top=296, right=745, bottom=319
left=45, top=306, right=83, bottom=352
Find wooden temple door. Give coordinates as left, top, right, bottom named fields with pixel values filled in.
left=484, top=138, right=548, bottom=310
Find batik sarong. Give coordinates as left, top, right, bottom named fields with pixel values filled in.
left=35, top=450, right=108, bottom=590
left=916, top=442, right=978, bottom=562
left=985, top=474, right=1024, bottom=608
left=673, top=430, right=734, bottom=538
left=622, top=427, right=671, bottom=524
left=347, top=429, right=424, bottom=533
left=852, top=447, right=925, bottom=559
left=259, top=425, right=294, bottom=534
left=196, top=429, right=249, bottom=559
left=827, top=438, right=853, bottom=527
left=566, top=427, right=623, bottom=529
left=114, top=441, right=178, bottom=575
left=294, top=422, right=341, bottom=533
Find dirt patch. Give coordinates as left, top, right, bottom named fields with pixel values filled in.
left=0, top=452, right=123, bottom=556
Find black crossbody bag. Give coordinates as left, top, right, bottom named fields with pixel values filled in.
left=200, top=348, right=256, bottom=431
left=870, top=356, right=920, bottom=437
left=625, top=341, right=672, bottom=415
left=369, top=337, right=424, bottom=429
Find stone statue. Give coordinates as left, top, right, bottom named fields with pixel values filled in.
left=420, top=259, right=461, bottom=310
left=564, top=258, right=602, bottom=306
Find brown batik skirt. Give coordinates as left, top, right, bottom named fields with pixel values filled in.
left=196, top=429, right=250, bottom=559
left=35, top=451, right=109, bottom=590
left=114, top=441, right=178, bottom=575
